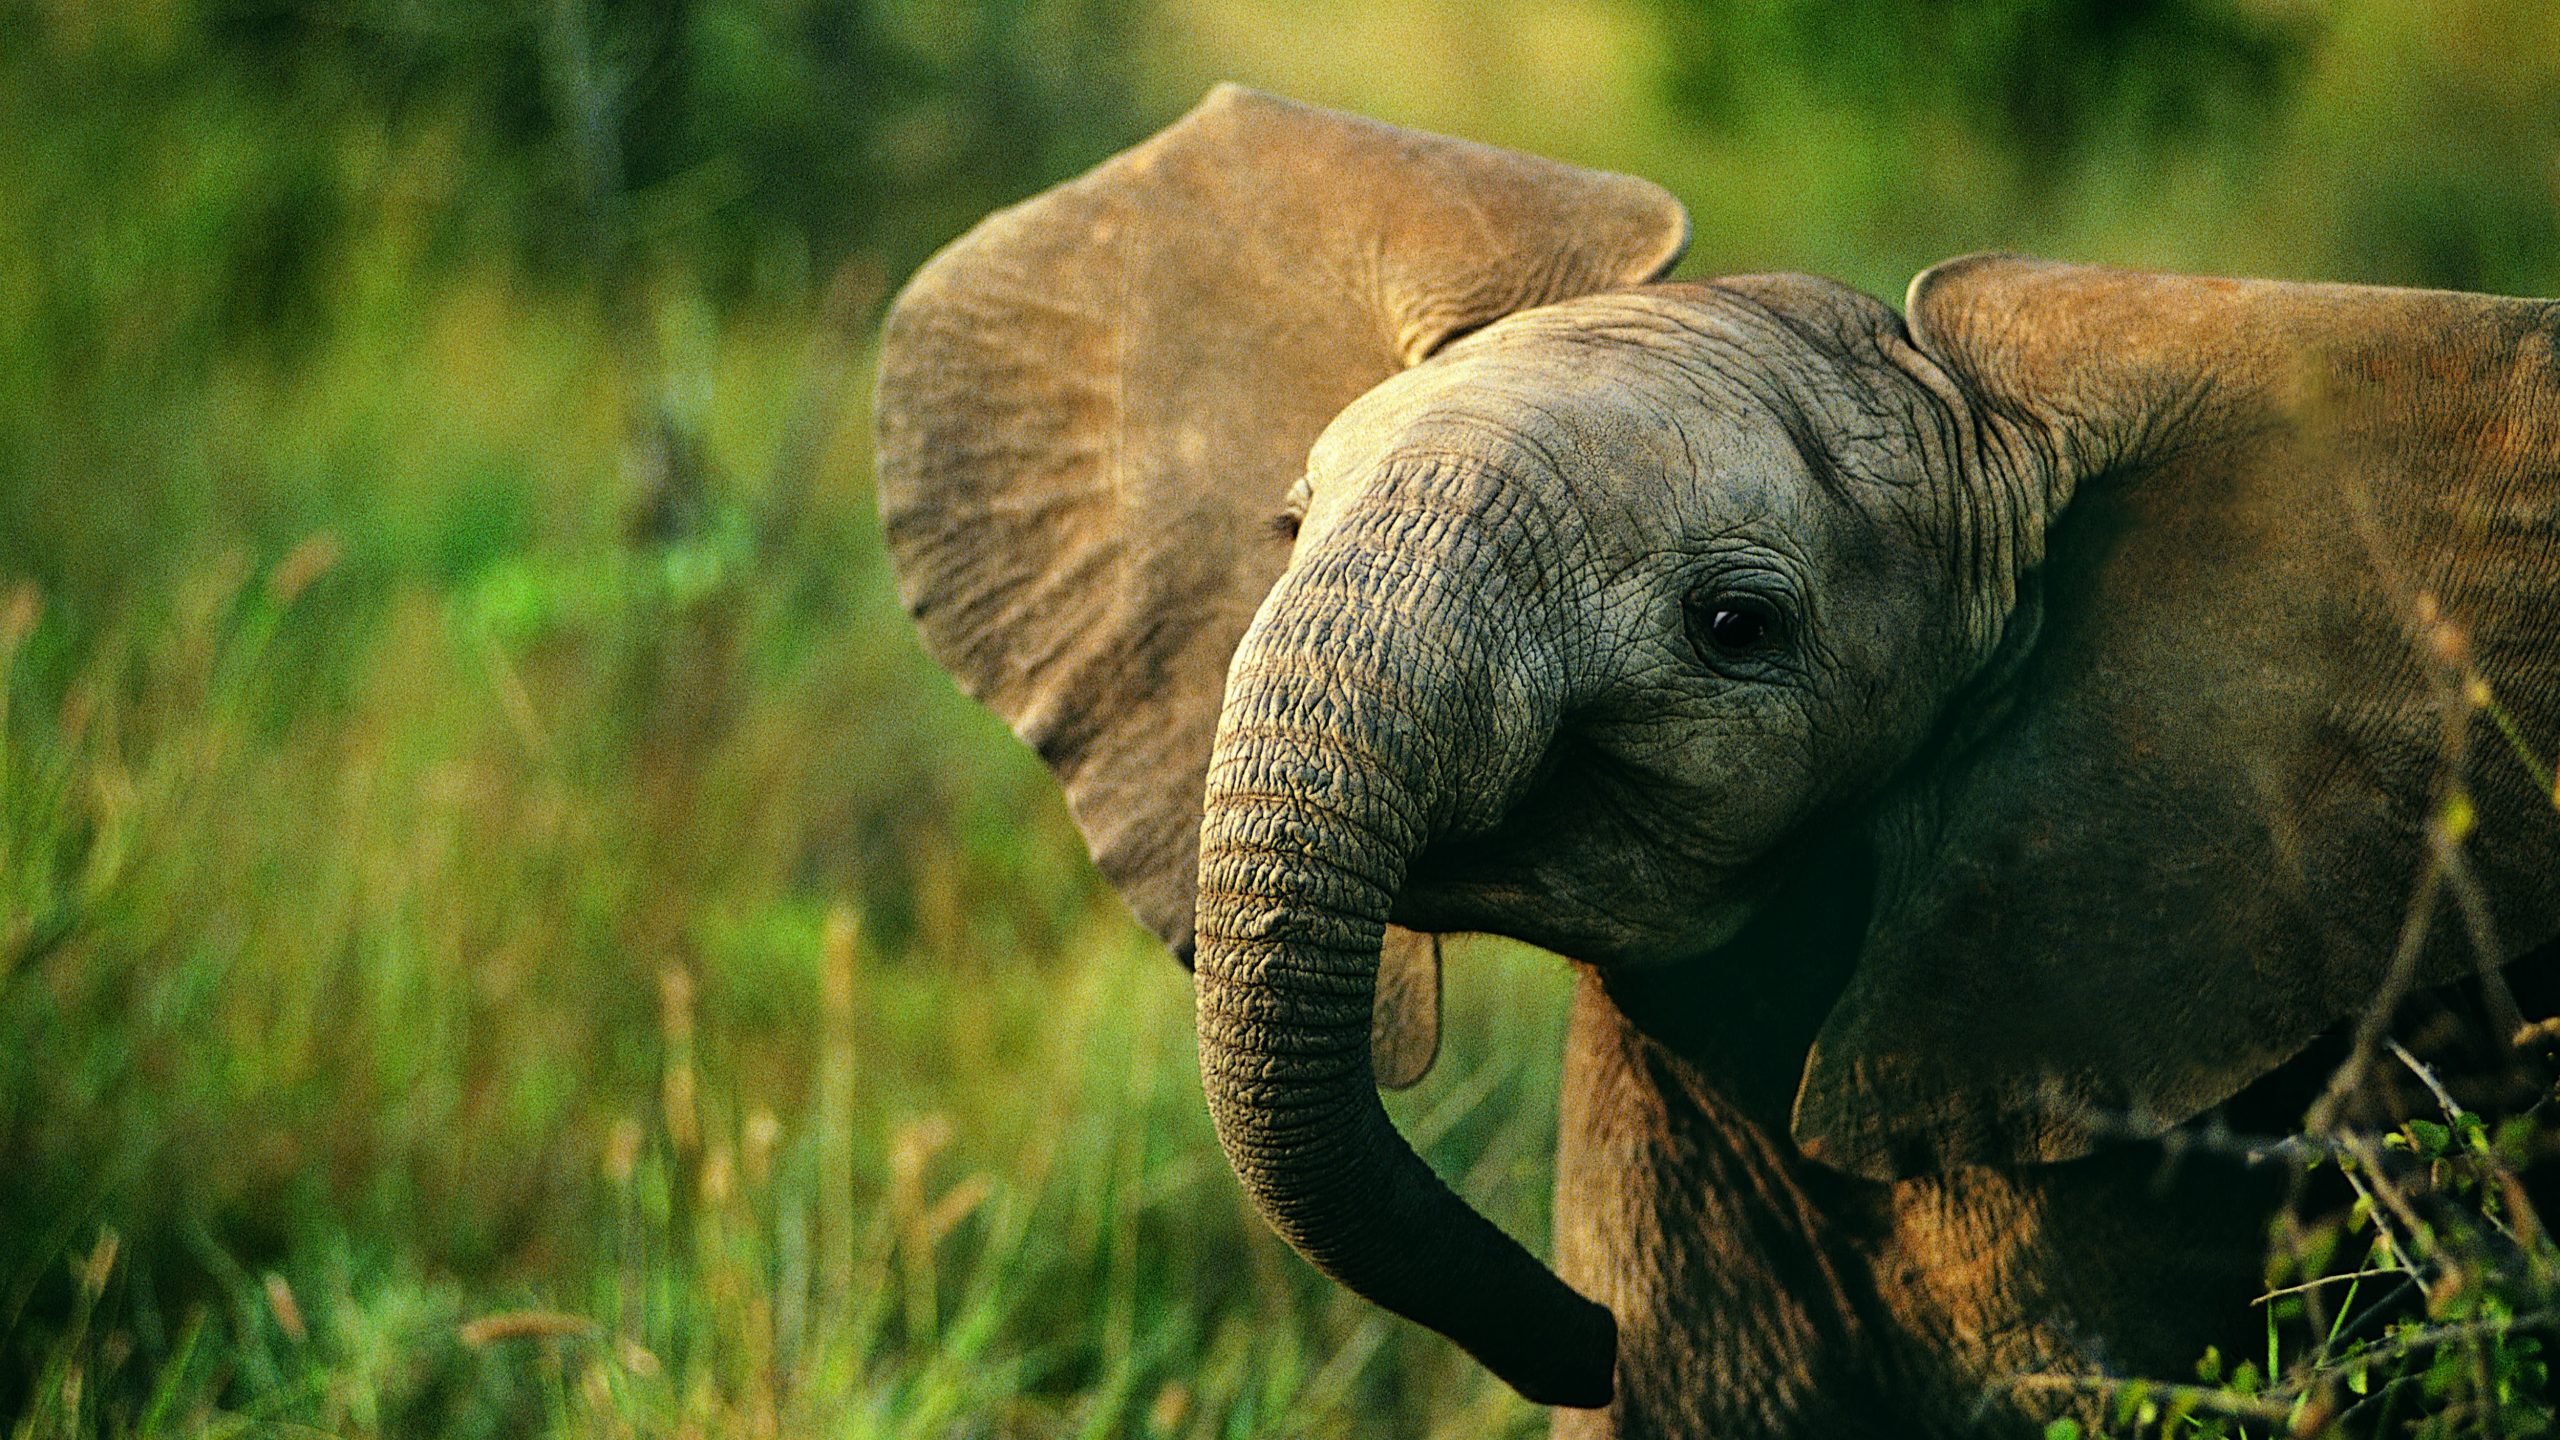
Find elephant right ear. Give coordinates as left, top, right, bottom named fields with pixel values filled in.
left=873, top=85, right=1688, bottom=957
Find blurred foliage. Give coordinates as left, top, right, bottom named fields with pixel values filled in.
left=0, top=0, right=1147, bottom=624
left=1656, top=0, right=2309, bottom=161
left=7, top=0, right=1145, bottom=300
left=1, top=0, right=2558, bottom=1434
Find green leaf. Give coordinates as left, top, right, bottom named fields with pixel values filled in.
left=2457, top=1111, right=2490, bottom=1152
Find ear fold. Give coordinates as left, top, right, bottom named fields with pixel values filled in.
left=1795, top=255, right=2560, bottom=1179
left=1371, top=926, right=1443, bottom=1091
left=873, top=85, right=1687, bottom=962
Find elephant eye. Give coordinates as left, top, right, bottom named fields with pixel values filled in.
left=1271, top=476, right=1313, bottom=542
left=1688, top=591, right=1789, bottom=666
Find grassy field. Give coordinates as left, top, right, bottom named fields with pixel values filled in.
left=0, top=266, right=1583, bottom=1436
left=6, top=3, right=2560, bottom=1436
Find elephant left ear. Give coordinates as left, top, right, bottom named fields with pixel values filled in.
left=1794, top=255, right=2560, bottom=1180
left=873, top=85, right=1687, bottom=964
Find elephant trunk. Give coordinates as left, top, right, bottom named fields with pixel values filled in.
left=1191, top=506, right=1615, bottom=1409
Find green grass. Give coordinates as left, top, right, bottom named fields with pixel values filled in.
left=7, top=4, right=2560, bottom=1434
left=11, top=283, right=2560, bottom=1438
left=0, top=268, right=1577, bottom=1437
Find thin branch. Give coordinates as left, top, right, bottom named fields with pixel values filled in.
left=2310, top=863, right=2446, bottom=1136
left=2391, top=1039, right=2464, bottom=1123
left=2255, top=1267, right=2405, bottom=1306
left=2325, top=1305, right=2560, bottom=1376
left=2002, top=1370, right=2295, bottom=1424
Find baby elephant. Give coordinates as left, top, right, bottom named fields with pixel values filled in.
left=873, top=86, right=2560, bottom=1437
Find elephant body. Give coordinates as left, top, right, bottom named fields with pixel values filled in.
left=872, top=87, right=2560, bottom=1436
left=1535, top=825, right=2278, bottom=1437
left=1556, top=956, right=2278, bottom=1437
left=1559, top=948, right=2560, bottom=1438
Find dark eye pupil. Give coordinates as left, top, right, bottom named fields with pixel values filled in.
left=1708, top=606, right=1767, bottom=651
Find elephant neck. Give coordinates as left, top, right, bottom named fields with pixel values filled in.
left=1594, top=823, right=1875, bottom=1127
left=1553, top=915, right=2285, bottom=1439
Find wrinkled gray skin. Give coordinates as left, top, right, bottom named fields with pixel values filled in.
left=1195, top=282, right=2229, bottom=1435
left=1230, top=285, right=1983, bottom=971
left=878, top=89, right=2560, bottom=1439
left=1193, top=284, right=1960, bottom=1408
left=1190, top=272, right=2560, bottom=1434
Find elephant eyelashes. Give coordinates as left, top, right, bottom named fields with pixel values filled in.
left=1688, top=592, right=1790, bottom=668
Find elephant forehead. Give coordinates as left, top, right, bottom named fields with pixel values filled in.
left=1306, top=297, right=1811, bottom=501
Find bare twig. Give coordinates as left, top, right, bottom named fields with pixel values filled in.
left=2310, top=864, right=2445, bottom=1137
left=2254, top=1267, right=2405, bottom=1306
left=2003, top=1370, right=2296, bottom=1424
left=2391, top=1039, right=2465, bottom=1123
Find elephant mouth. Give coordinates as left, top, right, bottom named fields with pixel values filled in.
left=1385, top=722, right=1812, bottom=969
left=1391, top=807, right=1775, bottom=972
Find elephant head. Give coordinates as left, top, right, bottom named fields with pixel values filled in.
left=874, top=87, right=2560, bottom=1408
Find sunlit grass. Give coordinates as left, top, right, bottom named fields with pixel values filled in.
left=6, top=4, right=2556, bottom=1434
left=0, top=266, right=1574, bottom=1436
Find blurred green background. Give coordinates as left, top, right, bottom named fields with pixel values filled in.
left=1, top=2, right=2555, bottom=1436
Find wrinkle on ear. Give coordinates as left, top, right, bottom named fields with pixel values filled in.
left=873, top=86, right=1688, bottom=957
left=1371, top=925, right=1443, bottom=1090
left=1805, top=255, right=2560, bottom=1178
left=1906, top=254, right=2273, bottom=507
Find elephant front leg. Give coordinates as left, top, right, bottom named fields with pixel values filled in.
left=1549, top=970, right=1905, bottom=1440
